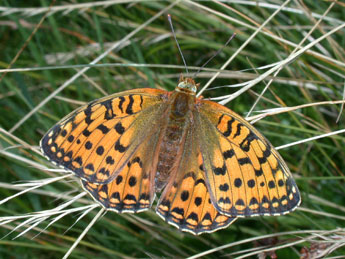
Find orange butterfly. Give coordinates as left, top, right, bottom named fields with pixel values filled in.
left=41, top=76, right=300, bottom=234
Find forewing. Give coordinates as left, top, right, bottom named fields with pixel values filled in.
left=82, top=128, right=161, bottom=212
left=41, top=88, right=167, bottom=184
left=156, top=122, right=236, bottom=235
left=196, top=100, right=300, bottom=217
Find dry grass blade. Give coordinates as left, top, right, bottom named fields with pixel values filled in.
left=62, top=208, right=105, bottom=259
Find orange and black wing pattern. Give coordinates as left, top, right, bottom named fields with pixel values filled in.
left=156, top=124, right=236, bottom=234
left=82, top=128, right=162, bottom=212
left=196, top=100, right=300, bottom=217
left=41, top=80, right=300, bottom=234
left=40, top=88, right=167, bottom=185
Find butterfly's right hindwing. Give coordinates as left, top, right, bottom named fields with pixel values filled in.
left=156, top=120, right=236, bottom=234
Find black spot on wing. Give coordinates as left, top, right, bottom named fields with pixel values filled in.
left=85, top=163, right=94, bottom=172
left=139, top=193, right=150, bottom=201
left=99, top=167, right=110, bottom=176
left=139, top=95, right=144, bottom=108
left=195, top=178, right=206, bottom=186
left=181, top=191, right=189, bottom=201
left=218, top=197, right=231, bottom=204
left=128, top=176, right=137, bottom=187
left=85, top=141, right=93, bottom=150
left=249, top=197, right=258, bottom=205
left=247, top=179, right=255, bottom=188
left=217, top=114, right=224, bottom=125
left=213, top=164, right=226, bottom=175
left=202, top=212, right=212, bottom=221
left=118, top=96, right=125, bottom=113
left=100, top=184, right=108, bottom=193
left=97, top=124, right=109, bottom=134
left=255, top=169, right=263, bottom=177
left=194, top=197, right=202, bottom=206
left=101, top=100, right=115, bottom=119
left=278, top=179, right=284, bottom=187
left=116, top=175, right=123, bottom=185
left=96, top=146, right=104, bottom=155
left=223, top=118, right=235, bottom=137
left=187, top=212, right=198, bottom=222
left=238, top=157, right=251, bottom=165
left=235, top=199, right=245, bottom=206
left=114, top=140, right=127, bottom=153
left=160, top=199, right=171, bottom=209
left=219, top=183, right=229, bottom=191
left=114, top=122, right=125, bottom=134
left=74, top=156, right=83, bottom=165
left=131, top=156, right=143, bottom=168
left=223, top=149, right=235, bottom=159
left=268, top=180, right=276, bottom=189
left=61, top=129, right=67, bottom=137
left=171, top=207, right=184, bottom=217
left=258, top=156, right=267, bottom=164
left=239, top=132, right=257, bottom=152
left=126, top=95, right=135, bottom=115
left=82, top=129, right=91, bottom=137
left=106, top=156, right=115, bottom=165
left=233, top=123, right=243, bottom=138
left=111, top=192, right=120, bottom=200
left=124, top=194, right=136, bottom=202
left=234, top=178, right=242, bottom=188
left=84, top=105, right=93, bottom=124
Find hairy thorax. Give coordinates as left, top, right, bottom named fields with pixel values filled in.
left=155, top=91, right=195, bottom=191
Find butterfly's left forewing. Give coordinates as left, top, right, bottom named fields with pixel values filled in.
left=196, top=100, right=300, bottom=217
left=41, top=88, right=171, bottom=213
left=41, top=88, right=168, bottom=185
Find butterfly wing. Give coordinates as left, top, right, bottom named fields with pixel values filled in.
left=195, top=100, right=301, bottom=217
left=156, top=121, right=236, bottom=234
left=41, top=88, right=168, bottom=185
left=81, top=126, right=162, bottom=212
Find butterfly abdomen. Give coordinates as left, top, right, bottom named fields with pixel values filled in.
left=155, top=91, right=195, bottom=191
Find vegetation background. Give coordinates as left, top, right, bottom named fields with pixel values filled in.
left=0, top=0, right=344, bottom=258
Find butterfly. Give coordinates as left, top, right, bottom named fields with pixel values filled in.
left=40, top=75, right=301, bottom=235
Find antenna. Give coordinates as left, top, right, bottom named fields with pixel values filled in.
left=167, top=14, right=189, bottom=76
left=193, top=33, right=236, bottom=79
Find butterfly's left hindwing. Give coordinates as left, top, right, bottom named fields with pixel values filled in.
left=196, top=100, right=300, bottom=217
left=82, top=127, right=162, bottom=212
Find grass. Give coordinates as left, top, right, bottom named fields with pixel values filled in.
left=1, top=0, right=345, bottom=258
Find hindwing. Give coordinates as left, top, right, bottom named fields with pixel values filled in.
left=156, top=121, right=236, bottom=234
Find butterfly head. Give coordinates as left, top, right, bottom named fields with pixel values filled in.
left=176, top=75, right=199, bottom=95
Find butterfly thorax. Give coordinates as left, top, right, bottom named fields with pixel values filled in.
left=155, top=80, right=197, bottom=191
